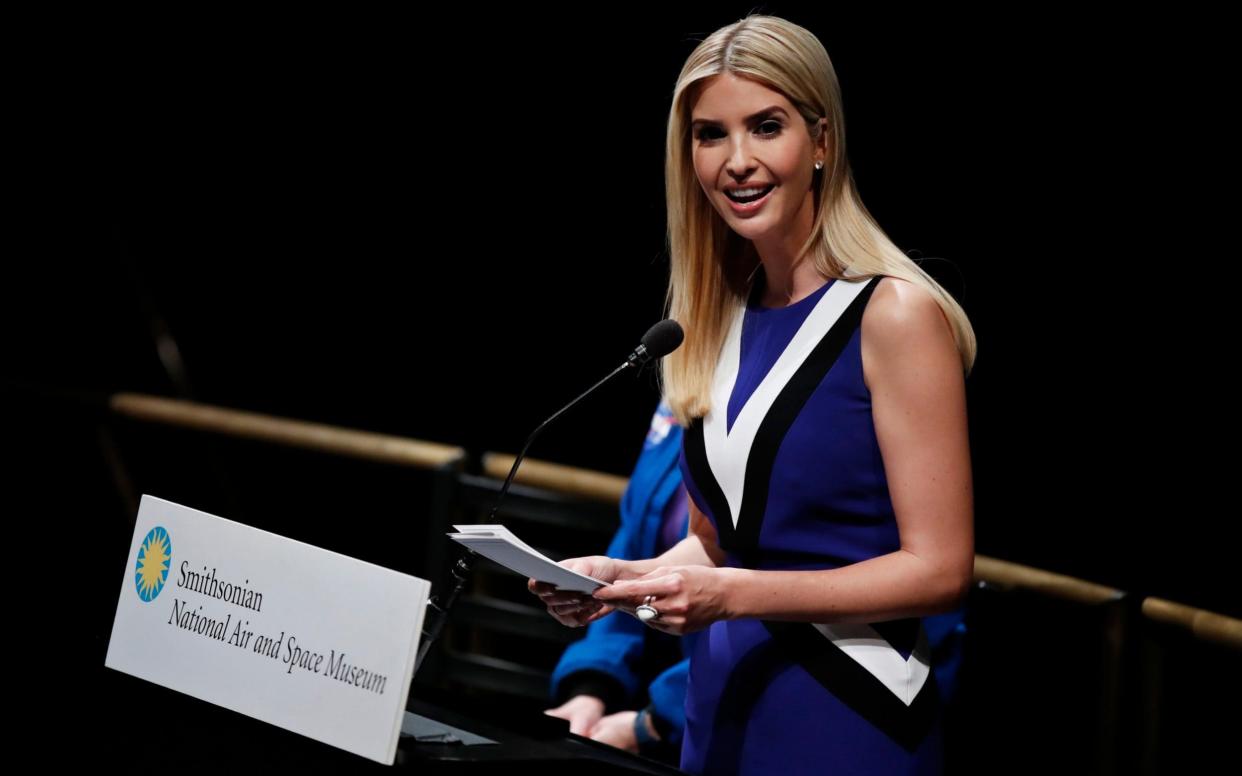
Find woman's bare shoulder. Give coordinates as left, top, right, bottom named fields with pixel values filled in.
left=864, top=275, right=942, bottom=325
left=860, top=276, right=954, bottom=392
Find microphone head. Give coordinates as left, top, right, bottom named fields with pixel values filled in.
left=641, top=319, right=684, bottom=359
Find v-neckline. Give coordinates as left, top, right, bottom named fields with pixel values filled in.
left=700, top=275, right=874, bottom=529
left=729, top=277, right=838, bottom=436
left=746, top=271, right=835, bottom=314
left=727, top=277, right=838, bottom=438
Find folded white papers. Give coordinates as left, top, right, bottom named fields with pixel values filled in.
left=446, top=525, right=606, bottom=593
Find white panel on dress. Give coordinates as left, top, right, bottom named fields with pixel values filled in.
left=812, top=621, right=932, bottom=706
left=702, top=275, right=872, bottom=530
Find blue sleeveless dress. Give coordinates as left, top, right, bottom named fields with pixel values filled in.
left=677, top=273, right=945, bottom=775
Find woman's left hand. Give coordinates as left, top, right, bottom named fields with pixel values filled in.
left=592, top=565, right=733, bottom=635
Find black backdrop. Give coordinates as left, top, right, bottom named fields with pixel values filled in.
left=9, top=5, right=1235, bottom=766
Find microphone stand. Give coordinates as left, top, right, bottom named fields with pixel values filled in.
left=412, top=341, right=663, bottom=678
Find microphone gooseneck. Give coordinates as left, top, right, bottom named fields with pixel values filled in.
left=491, top=318, right=684, bottom=519
left=413, top=319, right=684, bottom=680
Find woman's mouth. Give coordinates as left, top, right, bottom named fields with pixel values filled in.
left=724, top=184, right=776, bottom=214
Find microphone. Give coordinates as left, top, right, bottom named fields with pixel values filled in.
left=413, top=319, right=684, bottom=677
left=626, top=319, right=685, bottom=369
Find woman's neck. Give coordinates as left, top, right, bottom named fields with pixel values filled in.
left=754, top=256, right=824, bottom=308
left=750, top=193, right=819, bottom=307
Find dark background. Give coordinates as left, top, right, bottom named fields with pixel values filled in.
left=8, top=4, right=1234, bottom=770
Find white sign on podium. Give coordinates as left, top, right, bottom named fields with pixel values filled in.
left=105, top=494, right=431, bottom=765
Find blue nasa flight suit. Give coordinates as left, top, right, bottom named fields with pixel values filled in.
left=550, top=400, right=692, bottom=753
left=549, top=400, right=967, bottom=754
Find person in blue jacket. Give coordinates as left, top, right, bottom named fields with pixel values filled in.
left=539, top=399, right=968, bottom=763
left=544, top=399, right=692, bottom=764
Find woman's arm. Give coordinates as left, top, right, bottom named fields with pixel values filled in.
left=598, top=278, right=974, bottom=632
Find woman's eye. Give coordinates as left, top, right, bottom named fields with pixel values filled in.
left=695, top=120, right=783, bottom=142
left=757, top=120, right=782, bottom=136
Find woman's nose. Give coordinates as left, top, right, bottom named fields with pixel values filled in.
left=725, top=134, right=757, bottom=178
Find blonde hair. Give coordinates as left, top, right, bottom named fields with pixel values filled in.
left=659, top=14, right=978, bottom=427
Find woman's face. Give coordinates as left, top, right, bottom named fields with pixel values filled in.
left=689, top=73, right=826, bottom=242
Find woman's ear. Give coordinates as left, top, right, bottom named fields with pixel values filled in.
left=816, top=118, right=831, bottom=166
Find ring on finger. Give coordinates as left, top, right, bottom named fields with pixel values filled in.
left=636, top=594, right=660, bottom=622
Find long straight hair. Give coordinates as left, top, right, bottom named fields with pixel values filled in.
left=659, top=15, right=977, bottom=428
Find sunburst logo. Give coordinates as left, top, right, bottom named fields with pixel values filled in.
left=135, top=526, right=173, bottom=602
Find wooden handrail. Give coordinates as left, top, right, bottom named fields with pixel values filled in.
left=1142, top=598, right=1242, bottom=650
left=109, top=392, right=465, bottom=469
left=974, top=556, right=1240, bottom=648
left=103, top=391, right=1238, bottom=650
left=973, top=555, right=1125, bottom=606
left=481, top=452, right=628, bottom=505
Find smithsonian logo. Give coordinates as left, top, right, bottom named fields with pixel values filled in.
left=136, top=526, right=173, bottom=602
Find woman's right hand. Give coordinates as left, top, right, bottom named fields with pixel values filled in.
left=528, top=555, right=628, bottom=627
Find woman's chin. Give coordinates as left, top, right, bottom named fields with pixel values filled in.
left=722, top=214, right=777, bottom=240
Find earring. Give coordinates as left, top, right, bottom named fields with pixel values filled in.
left=814, top=161, right=824, bottom=170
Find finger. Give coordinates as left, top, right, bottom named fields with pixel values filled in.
left=550, top=602, right=601, bottom=626
left=583, top=604, right=614, bottom=624
left=592, top=577, right=671, bottom=602
left=530, top=580, right=558, bottom=597
left=551, top=598, right=598, bottom=610
left=557, top=601, right=602, bottom=618
left=566, top=607, right=604, bottom=626
left=540, top=592, right=590, bottom=608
